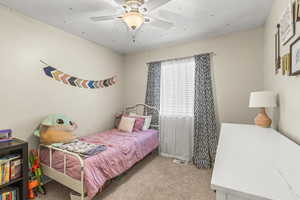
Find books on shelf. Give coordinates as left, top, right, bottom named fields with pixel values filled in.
left=9, top=159, right=21, bottom=181
left=0, top=155, right=22, bottom=185
left=0, top=187, right=18, bottom=200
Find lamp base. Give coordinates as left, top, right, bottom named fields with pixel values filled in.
left=255, top=108, right=272, bottom=128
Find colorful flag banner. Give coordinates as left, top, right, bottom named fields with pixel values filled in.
left=43, top=66, right=117, bottom=89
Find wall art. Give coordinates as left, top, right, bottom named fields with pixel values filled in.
left=282, top=54, right=291, bottom=75
left=41, top=61, right=117, bottom=89
left=275, top=24, right=281, bottom=74
left=295, top=0, right=300, bottom=22
left=290, top=36, right=300, bottom=75
left=280, top=0, right=295, bottom=45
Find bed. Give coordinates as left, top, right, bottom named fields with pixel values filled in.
left=38, top=104, right=159, bottom=200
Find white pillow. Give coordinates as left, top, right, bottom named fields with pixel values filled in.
left=129, top=113, right=152, bottom=130
left=118, top=117, right=136, bottom=132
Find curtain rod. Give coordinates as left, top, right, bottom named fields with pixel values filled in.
left=146, top=52, right=216, bottom=64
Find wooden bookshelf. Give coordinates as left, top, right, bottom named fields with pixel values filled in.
left=0, top=138, right=28, bottom=200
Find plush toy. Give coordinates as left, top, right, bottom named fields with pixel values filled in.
left=34, top=114, right=77, bottom=145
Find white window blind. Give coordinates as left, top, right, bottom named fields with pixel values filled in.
left=160, top=57, right=195, bottom=117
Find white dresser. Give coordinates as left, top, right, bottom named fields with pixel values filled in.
left=211, top=123, right=300, bottom=200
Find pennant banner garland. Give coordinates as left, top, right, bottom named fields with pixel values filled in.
left=43, top=66, right=117, bottom=89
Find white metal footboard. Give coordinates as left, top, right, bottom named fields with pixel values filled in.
left=38, top=144, right=86, bottom=200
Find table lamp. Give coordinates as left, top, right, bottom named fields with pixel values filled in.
left=249, top=91, right=277, bottom=128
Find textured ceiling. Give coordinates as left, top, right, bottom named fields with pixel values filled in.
left=0, top=0, right=273, bottom=54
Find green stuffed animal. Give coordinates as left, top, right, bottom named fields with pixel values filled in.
left=34, top=114, right=77, bottom=145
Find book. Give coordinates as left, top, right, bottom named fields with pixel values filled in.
left=10, top=159, right=22, bottom=180
left=13, top=190, right=16, bottom=200
left=3, top=162, right=9, bottom=184
left=0, top=139, right=12, bottom=143
left=1, top=163, right=5, bottom=184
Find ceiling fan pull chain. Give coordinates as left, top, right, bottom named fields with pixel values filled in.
left=132, top=35, right=136, bottom=43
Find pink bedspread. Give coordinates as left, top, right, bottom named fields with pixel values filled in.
left=40, top=129, right=159, bottom=199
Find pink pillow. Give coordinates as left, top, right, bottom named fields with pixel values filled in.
left=133, top=117, right=145, bottom=132
left=121, top=114, right=145, bottom=132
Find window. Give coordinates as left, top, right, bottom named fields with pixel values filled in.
left=160, top=57, right=195, bottom=117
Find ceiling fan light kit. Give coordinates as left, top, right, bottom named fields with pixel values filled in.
left=123, top=11, right=145, bottom=30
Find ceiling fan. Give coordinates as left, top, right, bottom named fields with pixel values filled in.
left=90, top=0, right=174, bottom=32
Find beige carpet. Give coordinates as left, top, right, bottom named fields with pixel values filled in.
left=40, top=154, right=216, bottom=200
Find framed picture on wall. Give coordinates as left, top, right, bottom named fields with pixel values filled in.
left=290, top=37, right=300, bottom=76
left=282, top=54, right=291, bottom=75
left=296, top=0, right=300, bottom=22
left=275, top=24, right=281, bottom=74
left=280, top=0, right=295, bottom=45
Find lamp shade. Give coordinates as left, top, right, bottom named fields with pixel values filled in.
left=123, top=11, right=144, bottom=30
left=249, top=91, right=277, bottom=108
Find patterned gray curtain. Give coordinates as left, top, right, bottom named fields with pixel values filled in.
left=193, top=54, right=218, bottom=169
left=145, top=62, right=161, bottom=126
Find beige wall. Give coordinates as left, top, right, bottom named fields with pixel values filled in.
left=264, top=0, right=300, bottom=143
left=124, top=27, right=264, bottom=125
left=0, top=6, right=124, bottom=148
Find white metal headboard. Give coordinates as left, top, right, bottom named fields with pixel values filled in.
left=124, top=104, right=159, bottom=129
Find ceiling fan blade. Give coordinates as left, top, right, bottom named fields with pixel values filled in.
left=113, top=0, right=125, bottom=5
left=90, top=14, right=121, bottom=22
left=149, top=17, right=174, bottom=30
left=142, top=0, right=173, bottom=12
left=100, top=0, right=124, bottom=8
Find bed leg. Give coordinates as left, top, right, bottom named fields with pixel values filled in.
left=81, top=167, right=85, bottom=200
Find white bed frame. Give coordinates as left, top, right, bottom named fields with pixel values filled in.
left=38, top=104, right=159, bottom=200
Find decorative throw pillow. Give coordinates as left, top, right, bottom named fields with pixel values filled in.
left=118, top=114, right=145, bottom=132
left=118, top=116, right=136, bottom=132
left=133, top=117, right=145, bottom=132
left=129, top=113, right=152, bottom=130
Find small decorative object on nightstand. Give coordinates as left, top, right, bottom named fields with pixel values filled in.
left=0, top=129, right=13, bottom=143
left=249, top=91, right=277, bottom=128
